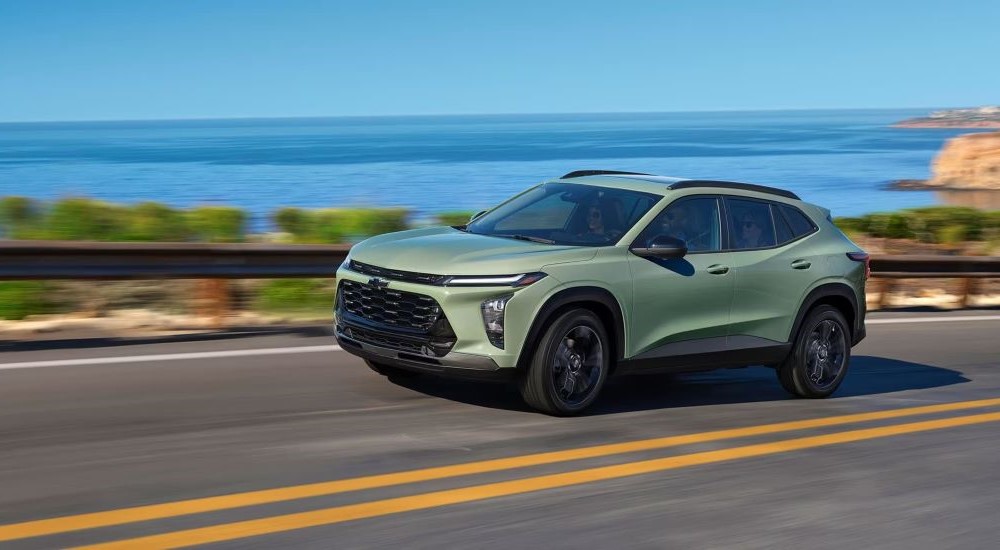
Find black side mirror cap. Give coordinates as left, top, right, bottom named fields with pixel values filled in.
left=630, top=235, right=688, bottom=259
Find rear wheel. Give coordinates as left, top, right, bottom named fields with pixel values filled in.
left=519, top=309, right=609, bottom=416
left=365, top=359, right=420, bottom=380
left=777, top=305, right=851, bottom=398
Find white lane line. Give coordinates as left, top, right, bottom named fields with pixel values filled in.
left=0, top=345, right=342, bottom=371
left=867, top=315, right=1000, bottom=324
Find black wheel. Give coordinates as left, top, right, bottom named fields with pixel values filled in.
left=519, top=308, right=610, bottom=416
left=777, top=305, right=851, bottom=398
left=365, top=359, right=420, bottom=380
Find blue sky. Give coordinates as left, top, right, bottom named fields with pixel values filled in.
left=1, top=0, right=997, bottom=121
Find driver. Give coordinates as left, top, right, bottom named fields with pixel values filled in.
left=662, top=204, right=694, bottom=246
left=574, top=204, right=607, bottom=243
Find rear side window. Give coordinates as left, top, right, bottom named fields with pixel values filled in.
left=726, top=198, right=776, bottom=250
left=779, top=205, right=817, bottom=238
left=772, top=204, right=794, bottom=244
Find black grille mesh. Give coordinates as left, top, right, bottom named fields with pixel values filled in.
left=339, top=280, right=442, bottom=331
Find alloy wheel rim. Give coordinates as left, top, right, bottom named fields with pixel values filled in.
left=805, top=319, right=847, bottom=390
left=551, top=325, right=604, bottom=406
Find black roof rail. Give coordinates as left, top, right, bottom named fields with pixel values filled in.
left=669, top=180, right=800, bottom=200
left=561, top=169, right=652, bottom=179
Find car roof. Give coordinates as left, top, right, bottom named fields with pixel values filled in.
left=550, top=170, right=801, bottom=201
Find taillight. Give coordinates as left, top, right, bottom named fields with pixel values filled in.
left=847, top=252, right=870, bottom=280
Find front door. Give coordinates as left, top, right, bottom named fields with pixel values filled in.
left=626, top=195, right=734, bottom=360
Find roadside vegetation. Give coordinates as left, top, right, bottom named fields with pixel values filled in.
left=834, top=206, right=1000, bottom=248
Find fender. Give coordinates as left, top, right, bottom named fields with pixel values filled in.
left=789, top=282, right=865, bottom=346
left=517, top=286, right=627, bottom=369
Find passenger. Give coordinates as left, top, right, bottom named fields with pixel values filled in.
left=737, top=213, right=763, bottom=248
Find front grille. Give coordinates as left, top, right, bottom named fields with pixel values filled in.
left=349, top=260, right=447, bottom=286
left=339, top=279, right=442, bottom=331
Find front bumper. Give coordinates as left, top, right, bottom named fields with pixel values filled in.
left=335, top=325, right=511, bottom=380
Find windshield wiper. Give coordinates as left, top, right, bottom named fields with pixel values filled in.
left=495, top=234, right=556, bottom=244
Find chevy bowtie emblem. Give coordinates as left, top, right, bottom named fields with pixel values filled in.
left=368, top=277, right=389, bottom=289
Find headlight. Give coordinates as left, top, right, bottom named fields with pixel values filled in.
left=481, top=294, right=513, bottom=348
left=445, top=272, right=546, bottom=287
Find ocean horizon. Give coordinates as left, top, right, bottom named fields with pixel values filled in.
left=0, top=108, right=991, bottom=230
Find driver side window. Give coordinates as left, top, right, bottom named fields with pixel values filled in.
left=638, top=197, right=722, bottom=252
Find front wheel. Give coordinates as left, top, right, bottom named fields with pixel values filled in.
left=519, top=309, right=610, bottom=416
left=777, top=305, right=851, bottom=398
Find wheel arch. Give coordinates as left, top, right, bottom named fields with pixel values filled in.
left=517, top=286, right=626, bottom=371
left=789, top=282, right=863, bottom=345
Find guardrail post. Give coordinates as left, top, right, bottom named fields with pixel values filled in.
left=196, top=279, right=230, bottom=328
left=876, top=279, right=895, bottom=310
left=960, top=278, right=977, bottom=308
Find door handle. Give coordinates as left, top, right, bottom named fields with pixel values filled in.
left=791, top=259, right=811, bottom=270
left=706, top=264, right=730, bottom=275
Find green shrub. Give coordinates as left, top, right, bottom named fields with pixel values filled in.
left=0, top=282, right=55, bottom=320
left=904, top=206, right=985, bottom=242
left=0, top=196, right=41, bottom=238
left=187, top=206, right=246, bottom=242
left=252, top=279, right=334, bottom=313
left=273, top=207, right=308, bottom=235
left=275, top=207, right=410, bottom=243
left=435, top=211, right=475, bottom=226
left=865, top=212, right=913, bottom=239
left=935, top=224, right=968, bottom=245
left=833, top=216, right=867, bottom=235
left=42, top=198, right=131, bottom=241
left=124, top=202, right=189, bottom=241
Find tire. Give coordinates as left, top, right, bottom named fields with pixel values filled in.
left=777, top=305, right=851, bottom=398
left=519, top=308, right=610, bottom=416
left=365, top=359, right=420, bottom=380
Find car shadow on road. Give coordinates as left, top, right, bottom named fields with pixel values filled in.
left=389, top=355, right=970, bottom=415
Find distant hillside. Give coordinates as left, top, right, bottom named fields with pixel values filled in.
left=895, top=106, right=1000, bottom=128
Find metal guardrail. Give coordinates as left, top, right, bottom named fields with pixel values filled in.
left=869, top=255, right=1000, bottom=279
left=0, top=241, right=351, bottom=280
left=0, top=242, right=996, bottom=312
left=868, top=255, right=1000, bottom=308
left=0, top=242, right=997, bottom=280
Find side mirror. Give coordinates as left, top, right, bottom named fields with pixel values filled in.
left=469, top=210, right=488, bottom=223
left=631, top=235, right=688, bottom=259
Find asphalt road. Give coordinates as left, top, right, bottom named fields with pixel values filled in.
left=1, top=310, right=999, bottom=549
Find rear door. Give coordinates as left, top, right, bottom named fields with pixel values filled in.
left=724, top=196, right=819, bottom=345
left=626, top=195, right=735, bottom=358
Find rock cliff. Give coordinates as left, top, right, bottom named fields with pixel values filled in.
left=925, top=132, right=1000, bottom=189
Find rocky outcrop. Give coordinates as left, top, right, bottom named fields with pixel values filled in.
left=925, top=132, right=1000, bottom=189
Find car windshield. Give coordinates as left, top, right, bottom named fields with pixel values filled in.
left=466, top=183, right=661, bottom=246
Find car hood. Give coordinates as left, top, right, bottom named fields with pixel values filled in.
left=348, top=227, right=597, bottom=275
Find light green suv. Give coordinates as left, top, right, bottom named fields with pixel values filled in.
left=335, top=170, right=869, bottom=415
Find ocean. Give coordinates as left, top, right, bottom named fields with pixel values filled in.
left=0, top=109, right=990, bottom=230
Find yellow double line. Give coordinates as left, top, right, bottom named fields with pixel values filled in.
left=3, top=398, right=1000, bottom=548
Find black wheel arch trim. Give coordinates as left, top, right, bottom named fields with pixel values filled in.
left=789, top=282, right=865, bottom=346
left=517, top=286, right=626, bottom=370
